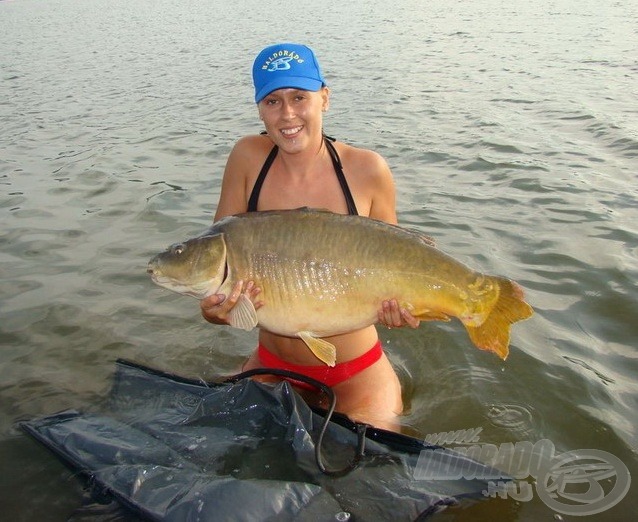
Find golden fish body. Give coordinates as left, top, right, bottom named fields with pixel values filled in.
left=148, top=208, right=533, bottom=364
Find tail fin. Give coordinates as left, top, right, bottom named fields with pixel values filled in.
left=465, top=278, right=533, bottom=360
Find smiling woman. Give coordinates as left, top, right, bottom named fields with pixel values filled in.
left=258, top=88, right=328, bottom=153
left=199, top=43, right=422, bottom=430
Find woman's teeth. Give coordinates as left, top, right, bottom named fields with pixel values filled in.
left=281, top=126, right=303, bottom=136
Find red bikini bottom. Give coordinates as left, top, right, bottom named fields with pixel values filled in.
left=257, top=340, right=383, bottom=390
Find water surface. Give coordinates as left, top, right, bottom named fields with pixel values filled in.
left=1, top=0, right=637, bottom=520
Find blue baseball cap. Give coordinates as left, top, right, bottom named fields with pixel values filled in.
left=252, top=43, right=326, bottom=103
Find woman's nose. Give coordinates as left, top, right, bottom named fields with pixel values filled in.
left=280, top=100, right=295, bottom=119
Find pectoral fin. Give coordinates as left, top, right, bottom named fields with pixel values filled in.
left=228, top=294, right=258, bottom=331
left=298, top=331, right=337, bottom=367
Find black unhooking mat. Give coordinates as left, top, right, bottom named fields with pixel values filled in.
left=21, top=359, right=500, bottom=521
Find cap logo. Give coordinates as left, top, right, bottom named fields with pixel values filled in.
left=262, top=50, right=305, bottom=72
left=267, top=56, right=293, bottom=71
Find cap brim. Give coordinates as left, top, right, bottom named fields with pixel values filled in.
left=255, top=77, right=324, bottom=103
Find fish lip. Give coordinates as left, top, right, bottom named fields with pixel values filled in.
left=148, top=272, right=163, bottom=284
left=147, top=259, right=161, bottom=277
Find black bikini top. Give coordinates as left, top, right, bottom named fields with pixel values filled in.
left=247, top=136, right=359, bottom=216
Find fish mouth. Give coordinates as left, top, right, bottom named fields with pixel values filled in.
left=147, top=263, right=176, bottom=288
left=147, top=262, right=162, bottom=282
left=147, top=268, right=168, bottom=286
left=147, top=265, right=158, bottom=279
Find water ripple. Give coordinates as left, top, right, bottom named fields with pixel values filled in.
left=486, top=403, right=539, bottom=441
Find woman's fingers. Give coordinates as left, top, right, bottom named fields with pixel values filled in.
left=201, top=280, right=263, bottom=323
left=378, top=299, right=420, bottom=329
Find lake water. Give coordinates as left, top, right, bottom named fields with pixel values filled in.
left=1, top=0, right=637, bottom=520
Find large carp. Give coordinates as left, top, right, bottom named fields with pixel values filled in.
left=148, top=208, right=533, bottom=365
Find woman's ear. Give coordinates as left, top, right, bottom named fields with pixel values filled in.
left=321, top=86, right=330, bottom=112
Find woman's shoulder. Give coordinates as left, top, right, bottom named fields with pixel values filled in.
left=329, top=139, right=396, bottom=221
left=226, top=134, right=275, bottom=170
left=332, top=140, right=389, bottom=172
left=332, top=140, right=392, bottom=186
left=232, top=133, right=274, bottom=155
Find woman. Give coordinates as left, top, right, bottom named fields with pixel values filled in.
left=200, top=43, right=418, bottom=430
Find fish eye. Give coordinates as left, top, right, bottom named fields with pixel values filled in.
left=171, top=243, right=185, bottom=255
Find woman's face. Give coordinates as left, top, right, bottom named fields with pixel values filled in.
left=258, top=87, right=330, bottom=153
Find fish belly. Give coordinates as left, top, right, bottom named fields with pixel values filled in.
left=242, top=257, right=384, bottom=337
left=221, top=210, right=485, bottom=336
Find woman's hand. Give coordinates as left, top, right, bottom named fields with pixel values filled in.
left=200, top=280, right=262, bottom=325
left=378, top=299, right=420, bottom=329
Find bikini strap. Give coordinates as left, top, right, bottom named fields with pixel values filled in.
left=248, top=137, right=359, bottom=216
left=324, top=138, right=359, bottom=216
left=247, top=145, right=278, bottom=212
